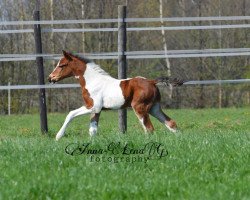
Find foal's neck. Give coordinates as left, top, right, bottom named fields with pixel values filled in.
left=84, top=63, right=112, bottom=83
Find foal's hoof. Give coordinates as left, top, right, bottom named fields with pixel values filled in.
left=166, top=125, right=177, bottom=133
left=89, top=129, right=97, bottom=137
left=165, top=120, right=177, bottom=133
left=165, top=126, right=181, bottom=136
left=55, top=133, right=63, bottom=141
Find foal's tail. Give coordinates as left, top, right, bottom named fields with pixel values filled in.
left=154, top=77, right=184, bottom=87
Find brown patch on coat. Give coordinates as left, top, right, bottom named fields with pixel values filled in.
left=48, top=51, right=94, bottom=109
left=119, top=77, right=162, bottom=132
left=166, top=120, right=177, bottom=129
left=119, top=80, right=133, bottom=109
left=79, top=76, right=94, bottom=109
left=119, top=77, right=161, bottom=109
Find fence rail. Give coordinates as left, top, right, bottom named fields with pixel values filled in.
left=1, top=16, right=250, bottom=26
left=1, top=24, right=250, bottom=34
left=2, top=48, right=250, bottom=57
left=1, top=48, right=250, bottom=61
left=1, top=79, right=250, bottom=90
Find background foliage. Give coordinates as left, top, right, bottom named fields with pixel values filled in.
left=0, top=0, right=249, bottom=114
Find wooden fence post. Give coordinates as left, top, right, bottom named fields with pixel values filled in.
left=33, top=0, right=48, bottom=133
left=118, top=5, right=127, bottom=133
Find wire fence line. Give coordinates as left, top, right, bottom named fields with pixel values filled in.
left=127, top=52, right=250, bottom=59
left=1, top=16, right=250, bottom=26
left=1, top=48, right=250, bottom=62
left=1, top=23, right=250, bottom=34
left=2, top=48, right=250, bottom=57
left=1, top=52, right=250, bottom=61
left=1, top=79, right=250, bottom=90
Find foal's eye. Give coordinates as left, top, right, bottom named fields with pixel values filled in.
left=58, top=63, right=68, bottom=68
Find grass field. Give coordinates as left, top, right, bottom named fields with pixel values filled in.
left=0, top=108, right=249, bottom=200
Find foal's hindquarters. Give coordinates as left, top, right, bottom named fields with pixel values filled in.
left=122, top=77, right=178, bottom=133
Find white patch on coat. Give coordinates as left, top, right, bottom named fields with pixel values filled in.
left=84, top=63, right=127, bottom=110
left=56, top=58, right=62, bottom=67
left=51, top=58, right=62, bottom=74
left=165, top=124, right=177, bottom=133
left=139, top=118, right=147, bottom=132
left=89, top=121, right=98, bottom=136
left=132, top=108, right=147, bottom=133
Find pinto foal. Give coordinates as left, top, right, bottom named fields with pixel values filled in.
left=48, top=51, right=183, bottom=140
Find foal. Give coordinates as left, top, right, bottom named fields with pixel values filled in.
left=48, top=51, right=183, bottom=140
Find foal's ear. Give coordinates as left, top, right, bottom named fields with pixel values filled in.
left=62, top=50, right=73, bottom=61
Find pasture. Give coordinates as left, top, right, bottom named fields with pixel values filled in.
left=0, top=108, right=249, bottom=199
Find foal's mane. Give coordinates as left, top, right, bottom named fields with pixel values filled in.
left=69, top=52, right=92, bottom=64
left=70, top=52, right=110, bottom=77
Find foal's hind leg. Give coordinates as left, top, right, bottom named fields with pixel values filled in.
left=149, top=103, right=177, bottom=133
left=132, top=103, right=154, bottom=133
left=89, top=112, right=101, bottom=136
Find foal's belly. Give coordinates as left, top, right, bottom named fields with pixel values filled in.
left=102, top=81, right=125, bottom=109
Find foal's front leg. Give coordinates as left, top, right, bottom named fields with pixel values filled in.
left=56, top=106, right=93, bottom=141
left=89, top=112, right=101, bottom=136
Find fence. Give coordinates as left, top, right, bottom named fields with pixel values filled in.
left=1, top=17, right=250, bottom=86
left=1, top=5, right=250, bottom=132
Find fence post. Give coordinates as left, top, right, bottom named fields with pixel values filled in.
left=33, top=0, right=48, bottom=133
left=118, top=5, right=127, bottom=133
left=8, top=82, right=11, bottom=115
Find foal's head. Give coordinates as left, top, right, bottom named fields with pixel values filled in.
left=48, top=50, right=88, bottom=83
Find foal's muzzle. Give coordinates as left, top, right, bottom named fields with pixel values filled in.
left=48, top=76, right=56, bottom=83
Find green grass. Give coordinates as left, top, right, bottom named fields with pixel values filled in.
left=0, top=108, right=250, bottom=200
